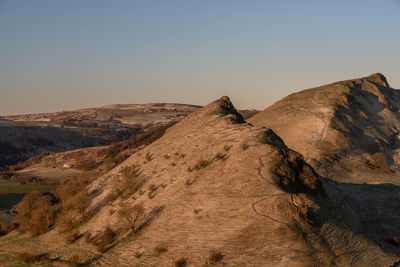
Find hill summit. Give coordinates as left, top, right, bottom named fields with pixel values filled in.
left=249, top=73, right=400, bottom=180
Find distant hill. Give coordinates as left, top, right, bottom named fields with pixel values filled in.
left=1, top=103, right=202, bottom=125
left=0, top=103, right=257, bottom=169
left=249, top=73, right=400, bottom=180
left=0, top=103, right=202, bottom=168
left=0, top=126, right=104, bottom=167
left=0, top=103, right=203, bottom=142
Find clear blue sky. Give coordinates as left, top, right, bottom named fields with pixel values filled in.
left=1, top=0, right=399, bottom=114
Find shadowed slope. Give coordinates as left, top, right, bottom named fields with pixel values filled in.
left=0, top=126, right=104, bottom=167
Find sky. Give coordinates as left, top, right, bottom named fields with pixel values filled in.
left=0, top=0, right=399, bottom=115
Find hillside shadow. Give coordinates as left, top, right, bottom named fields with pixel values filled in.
left=0, top=125, right=105, bottom=167
left=331, top=84, right=400, bottom=167
left=312, top=177, right=400, bottom=259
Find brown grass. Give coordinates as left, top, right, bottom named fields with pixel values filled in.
left=67, top=255, right=81, bottom=267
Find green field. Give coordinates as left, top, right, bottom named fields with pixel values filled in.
left=0, top=180, right=56, bottom=194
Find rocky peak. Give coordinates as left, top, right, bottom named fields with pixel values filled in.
left=365, top=73, right=390, bottom=87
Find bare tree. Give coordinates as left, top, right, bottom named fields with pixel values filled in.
left=119, top=203, right=146, bottom=236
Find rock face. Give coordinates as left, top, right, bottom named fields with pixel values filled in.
left=249, top=73, right=400, bottom=178
left=3, top=95, right=400, bottom=267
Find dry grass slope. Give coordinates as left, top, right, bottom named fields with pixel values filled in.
left=2, top=94, right=400, bottom=266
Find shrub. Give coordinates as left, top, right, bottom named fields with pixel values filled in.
left=13, top=191, right=61, bottom=236
left=148, top=184, right=157, bottom=191
left=241, top=143, right=249, bottom=150
left=56, top=175, right=92, bottom=202
left=148, top=191, right=156, bottom=199
left=223, top=145, right=231, bottom=151
left=117, top=165, right=143, bottom=198
left=56, top=176, right=92, bottom=230
left=135, top=251, right=144, bottom=258
left=0, top=222, right=17, bottom=236
left=185, top=178, right=196, bottom=186
left=120, top=165, right=140, bottom=180
left=145, top=152, right=153, bottom=162
left=368, top=152, right=389, bottom=172
left=17, top=252, right=50, bottom=264
left=17, top=253, right=37, bottom=264
left=194, top=209, right=201, bottom=214
left=175, top=258, right=188, bottom=267
left=66, top=230, right=81, bottom=243
left=214, top=152, right=228, bottom=161
left=58, top=192, right=91, bottom=231
left=94, top=226, right=116, bottom=252
left=103, top=153, right=130, bottom=171
left=154, top=244, right=168, bottom=254
left=64, top=190, right=90, bottom=217
left=193, top=160, right=211, bottom=171
left=13, top=175, right=93, bottom=235
left=148, top=184, right=157, bottom=199
left=75, top=159, right=98, bottom=171
left=85, top=232, right=93, bottom=243
left=209, top=251, right=224, bottom=263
